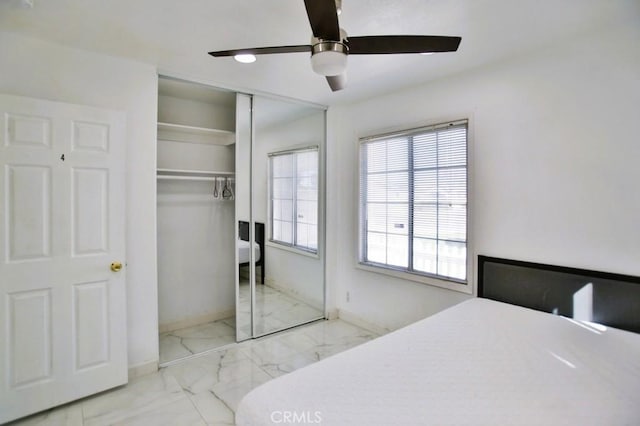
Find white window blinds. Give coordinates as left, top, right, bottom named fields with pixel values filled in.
left=359, top=120, right=467, bottom=282
left=270, top=148, right=319, bottom=253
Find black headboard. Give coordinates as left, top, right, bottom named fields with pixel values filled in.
left=238, top=221, right=264, bottom=244
left=238, top=221, right=265, bottom=284
left=478, top=255, right=640, bottom=334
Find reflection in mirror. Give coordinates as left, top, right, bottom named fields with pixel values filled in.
left=252, top=96, right=326, bottom=336
left=235, top=93, right=253, bottom=341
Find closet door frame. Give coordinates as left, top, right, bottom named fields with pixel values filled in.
left=157, top=70, right=328, bottom=343
left=234, top=92, right=255, bottom=343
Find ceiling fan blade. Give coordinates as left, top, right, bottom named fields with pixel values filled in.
left=326, top=74, right=346, bottom=91
left=209, top=45, right=311, bottom=57
left=346, top=35, right=461, bottom=54
left=304, top=0, right=340, bottom=41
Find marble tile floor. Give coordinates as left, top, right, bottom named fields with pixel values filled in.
left=159, top=283, right=324, bottom=365
left=159, top=318, right=236, bottom=365
left=10, top=319, right=379, bottom=426
left=237, top=282, right=324, bottom=339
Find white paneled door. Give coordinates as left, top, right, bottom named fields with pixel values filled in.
left=0, top=94, right=127, bottom=423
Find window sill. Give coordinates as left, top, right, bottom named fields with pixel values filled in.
left=266, top=241, right=320, bottom=259
left=355, top=262, right=473, bottom=295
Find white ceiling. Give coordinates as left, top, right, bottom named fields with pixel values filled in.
left=1, top=0, right=637, bottom=106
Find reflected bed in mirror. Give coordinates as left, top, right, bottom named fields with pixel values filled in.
left=238, top=221, right=264, bottom=284
left=236, top=222, right=324, bottom=337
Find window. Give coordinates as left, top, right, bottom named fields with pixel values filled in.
left=359, top=120, right=468, bottom=282
left=269, top=147, right=319, bottom=253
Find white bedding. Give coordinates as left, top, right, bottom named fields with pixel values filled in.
left=237, top=239, right=260, bottom=264
left=236, top=298, right=640, bottom=425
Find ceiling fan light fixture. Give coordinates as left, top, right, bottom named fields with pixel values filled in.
left=310, top=42, right=348, bottom=76
left=234, top=54, right=256, bottom=64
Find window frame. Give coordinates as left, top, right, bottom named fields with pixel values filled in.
left=268, top=145, right=319, bottom=255
left=357, top=119, right=471, bottom=291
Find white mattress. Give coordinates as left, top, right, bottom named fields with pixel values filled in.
left=236, top=298, right=640, bottom=425
left=238, top=239, right=260, bottom=264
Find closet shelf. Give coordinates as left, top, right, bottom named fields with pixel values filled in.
left=157, top=168, right=234, bottom=182
left=157, top=122, right=235, bottom=145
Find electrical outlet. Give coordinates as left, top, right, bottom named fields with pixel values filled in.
left=346, top=291, right=350, bottom=302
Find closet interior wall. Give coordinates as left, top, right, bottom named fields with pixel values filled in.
left=156, top=78, right=236, bottom=336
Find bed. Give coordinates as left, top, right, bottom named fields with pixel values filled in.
left=237, top=239, right=261, bottom=265
left=235, top=256, right=640, bottom=425
left=238, top=221, right=265, bottom=284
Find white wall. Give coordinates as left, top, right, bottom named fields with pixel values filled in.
left=156, top=145, right=236, bottom=331
left=157, top=180, right=235, bottom=329
left=156, top=94, right=236, bottom=330
left=327, top=23, right=640, bottom=332
left=0, top=32, right=159, bottom=370
left=158, top=95, right=234, bottom=132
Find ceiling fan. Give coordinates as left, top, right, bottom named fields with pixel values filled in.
left=208, top=0, right=461, bottom=92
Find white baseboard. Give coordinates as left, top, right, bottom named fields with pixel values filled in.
left=325, top=308, right=339, bottom=320
left=159, top=309, right=235, bottom=334
left=128, top=360, right=158, bottom=380
left=265, top=278, right=324, bottom=311
left=337, top=309, right=392, bottom=336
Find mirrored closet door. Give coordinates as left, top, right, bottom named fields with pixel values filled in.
left=156, top=77, right=326, bottom=363
left=236, top=94, right=326, bottom=340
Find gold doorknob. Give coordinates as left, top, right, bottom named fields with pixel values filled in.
left=110, top=262, right=123, bottom=272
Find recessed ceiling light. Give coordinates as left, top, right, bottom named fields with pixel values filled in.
left=234, top=54, right=256, bottom=64
left=420, top=52, right=434, bottom=56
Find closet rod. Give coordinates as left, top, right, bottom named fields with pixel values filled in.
left=157, top=175, right=235, bottom=182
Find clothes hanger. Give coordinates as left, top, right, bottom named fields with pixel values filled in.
left=222, top=177, right=233, bottom=200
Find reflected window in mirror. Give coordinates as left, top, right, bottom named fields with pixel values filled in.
left=269, top=147, right=318, bottom=253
